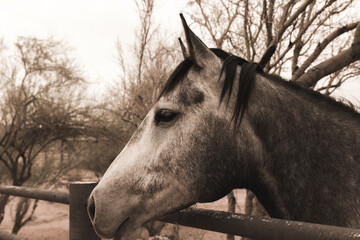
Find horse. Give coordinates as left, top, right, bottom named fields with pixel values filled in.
left=87, top=14, right=360, bottom=239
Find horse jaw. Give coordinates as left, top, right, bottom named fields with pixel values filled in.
left=92, top=177, right=193, bottom=239
left=113, top=226, right=142, bottom=240
left=89, top=136, right=195, bottom=239
left=110, top=183, right=192, bottom=240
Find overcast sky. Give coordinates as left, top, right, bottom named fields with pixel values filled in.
left=0, top=0, right=359, bottom=105
left=0, top=0, right=187, bottom=92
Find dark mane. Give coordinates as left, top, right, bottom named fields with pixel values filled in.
left=159, top=48, right=360, bottom=127
left=216, top=50, right=262, bottom=127
left=159, top=57, right=193, bottom=98
left=159, top=48, right=262, bottom=127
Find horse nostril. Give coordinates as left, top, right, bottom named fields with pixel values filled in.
left=88, top=195, right=96, bottom=222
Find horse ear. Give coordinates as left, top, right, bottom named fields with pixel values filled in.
left=180, top=13, right=216, bottom=68
left=178, top=38, right=189, bottom=59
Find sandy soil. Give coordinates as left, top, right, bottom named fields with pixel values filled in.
left=0, top=189, right=247, bottom=240
left=1, top=200, right=69, bottom=240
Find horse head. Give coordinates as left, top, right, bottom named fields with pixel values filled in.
left=87, top=14, right=252, bottom=239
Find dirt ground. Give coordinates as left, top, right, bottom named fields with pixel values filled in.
left=1, top=200, right=69, bottom=240
left=0, top=189, right=247, bottom=240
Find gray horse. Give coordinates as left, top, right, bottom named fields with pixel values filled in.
left=87, top=14, right=360, bottom=239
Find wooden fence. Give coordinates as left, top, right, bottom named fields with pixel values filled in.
left=0, top=183, right=360, bottom=240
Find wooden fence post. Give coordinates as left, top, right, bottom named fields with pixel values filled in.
left=69, top=182, right=100, bottom=240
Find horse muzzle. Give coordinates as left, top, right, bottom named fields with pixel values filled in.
left=87, top=187, right=139, bottom=239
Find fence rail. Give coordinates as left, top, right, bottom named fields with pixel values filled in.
left=163, top=208, right=360, bottom=240
left=0, top=185, right=69, bottom=204
left=1, top=183, right=360, bottom=240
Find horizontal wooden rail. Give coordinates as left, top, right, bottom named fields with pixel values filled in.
left=1, top=184, right=360, bottom=240
left=162, top=208, right=360, bottom=240
left=0, top=183, right=98, bottom=240
left=0, top=185, right=69, bottom=204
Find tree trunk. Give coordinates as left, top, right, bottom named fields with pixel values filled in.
left=11, top=219, right=22, bottom=235
left=173, top=224, right=180, bottom=240
left=245, top=190, right=255, bottom=215
left=227, top=191, right=236, bottom=240
left=11, top=198, right=38, bottom=234
left=241, top=190, right=255, bottom=240
left=0, top=194, right=10, bottom=225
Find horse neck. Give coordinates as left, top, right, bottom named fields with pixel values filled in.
left=242, top=74, right=360, bottom=227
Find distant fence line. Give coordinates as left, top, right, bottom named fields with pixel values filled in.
left=0, top=183, right=360, bottom=240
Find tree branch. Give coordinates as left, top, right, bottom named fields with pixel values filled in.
left=260, top=0, right=314, bottom=68
left=264, top=0, right=275, bottom=46
left=296, top=23, right=360, bottom=88
left=243, top=0, right=251, bottom=60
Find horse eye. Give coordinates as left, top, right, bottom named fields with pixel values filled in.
left=155, top=109, right=178, bottom=125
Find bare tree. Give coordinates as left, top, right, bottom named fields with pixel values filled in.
left=187, top=0, right=360, bottom=92
left=135, top=0, right=158, bottom=85
left=0, top=37, right=92, bottom=232
left=112, top=0, right=180, bottom=129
